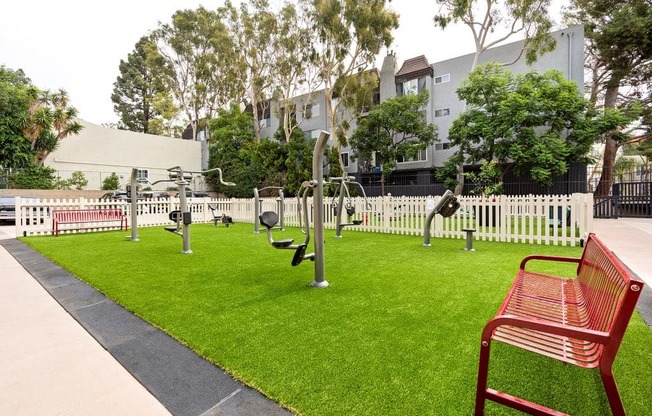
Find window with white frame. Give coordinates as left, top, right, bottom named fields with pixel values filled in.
left=397, top=149, right=427, bottom=163
left=136, top=169, right=148, bottom=181
left=434, top=74, right=450, bottom=84
left=435, top=143, right=451, bottom=150
left=434, top=108, right=451, bottom=117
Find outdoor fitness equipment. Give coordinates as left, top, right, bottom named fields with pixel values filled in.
left=253, top=186, right=285, bottom=233
left=259, top=181, right=315, bottom=266
left=422, top=190, right=460, bottom=246
left=129, top=166, right=235, bottom=254
left=330, top=175, right=370, bottom=238
left=258, top=130, right=330, bottom=287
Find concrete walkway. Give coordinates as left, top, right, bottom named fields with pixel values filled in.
left=592, top=218, right=652, bottom=287
left=0, top=225, right=292, bottom=416
left=0, top=225, right=171, bottom=415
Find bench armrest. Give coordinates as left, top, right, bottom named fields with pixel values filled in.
left=482, top=314, right=610, bottom=345
left=519, top=254, right=581, bottom=270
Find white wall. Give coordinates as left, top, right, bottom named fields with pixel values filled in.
left=44, top=120, right=202, bottom=190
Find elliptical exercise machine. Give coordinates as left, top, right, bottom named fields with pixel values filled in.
left=330, top=175, right=370, bottom=238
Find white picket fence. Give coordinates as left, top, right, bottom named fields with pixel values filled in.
left=15, top=193, right=594, bottom=246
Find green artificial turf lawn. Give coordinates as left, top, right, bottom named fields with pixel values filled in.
left=22, top=224, right=652, bottom=416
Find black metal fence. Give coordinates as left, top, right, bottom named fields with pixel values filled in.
left=355, top=163, right=588, bottom=197
left=594, top=182, right=652, bottom=218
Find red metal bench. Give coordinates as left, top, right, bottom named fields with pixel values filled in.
left=475, top=233, right=644, bottom=416
left=52, top=209, right=127, bottom=236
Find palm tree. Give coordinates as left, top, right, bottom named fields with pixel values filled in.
left=21, top=89, right=83, bottom=166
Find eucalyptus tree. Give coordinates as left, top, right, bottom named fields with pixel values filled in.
left=111, top=35, right=166, bottom=134
left=271, top=1, right=323, bottom=143
left=564, top=0, right=652, bottom=195
left=147, top=90, right=184, bottom=138
left=306, top=0, right=399, bottom=168
left=149, top=6, right=243, bottom=141
left=220, top=0, right=277, bottom=141
left=433, top=0, right=556, bottom=193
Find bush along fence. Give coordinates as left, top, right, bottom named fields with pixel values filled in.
left=15, top=193, right=593, bottom=246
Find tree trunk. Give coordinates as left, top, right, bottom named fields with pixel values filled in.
left=594, top=82, right=621, bottom=196
left=454, top=164, right=464, bottom=195
left=595, top=135, right=618, bottom=195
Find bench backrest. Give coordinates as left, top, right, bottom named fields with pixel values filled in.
left=52, top=209, right=125, bottom=222
left=577, top=233, right=644, bottom=342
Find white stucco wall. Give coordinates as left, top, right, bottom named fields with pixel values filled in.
left=44, top=120, right=202, bottom=190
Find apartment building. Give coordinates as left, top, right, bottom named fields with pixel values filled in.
left=256, top=25, right=585, bottom=193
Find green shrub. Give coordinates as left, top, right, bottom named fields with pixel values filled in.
left=8, top=166, right=56, bottom=189
left=102, top=172, right=120, bottom=190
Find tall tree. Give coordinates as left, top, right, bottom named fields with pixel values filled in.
left=441, top=64, right=630, bottom=188
left=349, top=90, right=438, bottom=195
left=272, top=1, right=322, bottom=143
left=150, top=7, right=242, bottom=141
left=0, top=66, right=33, bottom=168
left=220, top=0, right=277, bottom=141
left=207, top=104, right=259, bottom=197
left=564, top=0, right=652, bottom=195
left=307, top=0, right=399, bottom=169
left=111, top=35, right=166, bottom=134
left=433, top=0, right=557, bottom=193
left=147, top=91, right=184, bottom=138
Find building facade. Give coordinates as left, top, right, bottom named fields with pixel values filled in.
left=44, top=120, right=202, bottom=191
left=257, top=26, right=585, bottom=194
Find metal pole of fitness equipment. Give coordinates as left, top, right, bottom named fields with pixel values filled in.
left=253, top=187, right=261, bottom=234
left=176, top=169, right=193, bottom=254
left=334, top=176, right=347, bottom=238
left=311, top=131, right=330, bottom=288
left=130, top=168, right=139, bottom=241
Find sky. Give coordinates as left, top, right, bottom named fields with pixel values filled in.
left=1, top=1, right=566, bottom=125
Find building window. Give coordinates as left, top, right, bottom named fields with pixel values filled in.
left=258, top=107, right=271, bottom=128
left=397, top=77, right=427, bottom=96
left=341, top=152, right=349, bottom=168
left=434, top=108, right=450, bottom=117
left=306, top=129, right=322, bottom=139
left=397, top=149, right=427, bottom=163
left=331, top=97, right=340, bottom=113
left=435, top=143, right=451, bottom=150
left=304, top=103, right=320, bottom=119
left=279, top=106, right=296, bottom=123
left=136, top=169, right=148, bottom=181
left=434, top=74, right=450, bottom=84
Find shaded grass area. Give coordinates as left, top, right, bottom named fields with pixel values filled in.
left=22, top=224, right=652, bottom=415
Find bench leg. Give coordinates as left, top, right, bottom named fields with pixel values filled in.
left=600, top=361, right=626, bottom=416
left=474, top=338, right=492, bottom=415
